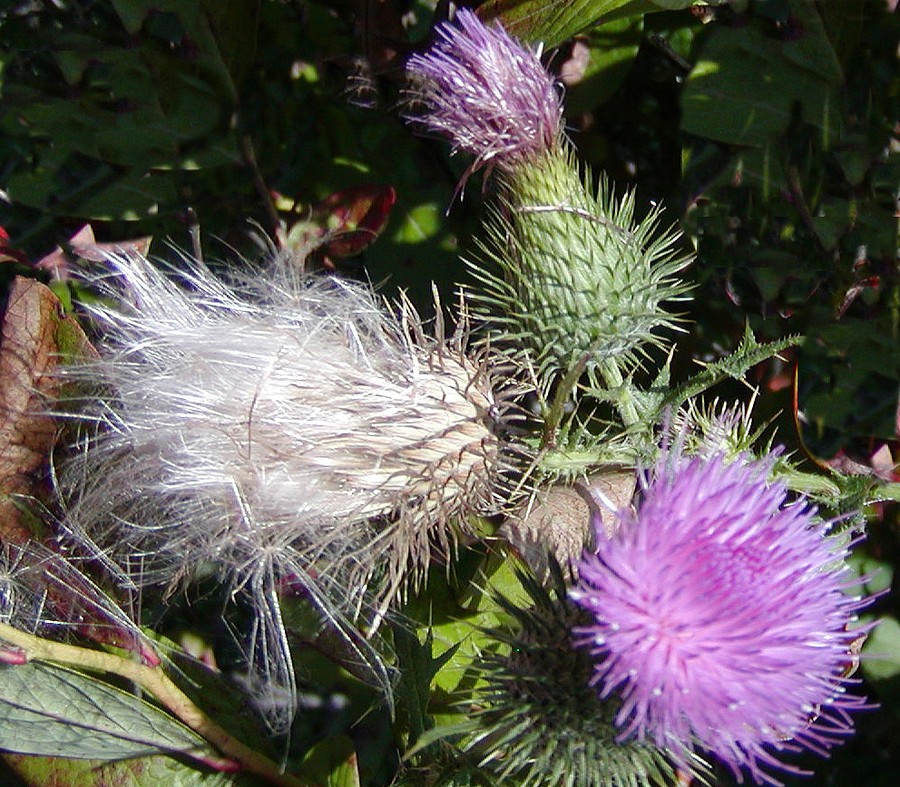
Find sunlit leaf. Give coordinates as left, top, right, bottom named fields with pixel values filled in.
left=301, top=735, right=360, bottom=787
left=478, top=0, right=702, bottom=47
left=0, top=661, right=212, bottom=761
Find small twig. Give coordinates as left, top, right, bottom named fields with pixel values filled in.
left=240, top=133, right=283, bottom=245
left=185, top=206, right=204, bottom=262
left=0, top=624, right=313, bottom=787
left=786, top=165, right=824, bottom=249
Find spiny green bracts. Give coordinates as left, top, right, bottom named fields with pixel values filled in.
left=470, top=146, right=692, bottom=389
left=450, top=564, right=703, bottom=787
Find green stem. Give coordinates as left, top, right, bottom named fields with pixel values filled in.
left=596, top=358, right=641, bottom=430
left=0, top=624, right=314, bottom=787
left=541, top=351, right=592, bottom=449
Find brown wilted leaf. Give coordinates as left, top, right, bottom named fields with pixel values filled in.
left=502, top=468, right=636, bottom=581
left=35, top=224, right=152, bottom=279
left=0, top=277, right=92, bottom=544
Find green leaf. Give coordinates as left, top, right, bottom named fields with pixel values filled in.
left=394, top=625, right=460, bottom=747
left=391, top=202, right=442, bottom=244
left=2, top=752, right=241, bottom=787
left=0, top=661, right=212, bottom=761
left=862, top=616, right=900, bottom=683
left=681, top=0, right=842, bottom=150
left=874, top=482, right=900, bottom=504
left=479, top=0, right=702, bottom=47
left=850, top=551, right=894, bottom=598
left=300, top=735, right=360, bottom=787
left=401, top=548, right=522, bottom=700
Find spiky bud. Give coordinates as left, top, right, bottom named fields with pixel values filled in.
left=472, top=155, right=692, bottom=383
left=56, top=252, right=509, bottom=727
left=449, top=565, right=701, bottom=786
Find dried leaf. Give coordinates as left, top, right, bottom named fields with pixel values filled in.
left=35, top=225, right=152, bottom=278
left=0, top=277, right=92, bottom=544
left=2, top=752, right=235, bottom=787
left=283, top=185, right=397, bottom=264
left=502, top=469, right=636, bottom=580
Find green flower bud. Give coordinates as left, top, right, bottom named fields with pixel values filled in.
left=451, top=565, right=702, bottom=786
left=471, top=148, right=692, bottom=387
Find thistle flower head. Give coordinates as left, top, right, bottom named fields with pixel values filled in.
left=405, top=8, right=562, bottom=175
left=570, top=451, right=871, bottom=785
left=405, top=9, right=688, bottom=386
left=57, top=251, right=511, bottom=728
left=668, top=395, right=768, bottom=462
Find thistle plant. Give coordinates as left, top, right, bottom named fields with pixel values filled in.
left=570, top=450, right=872, bottom=785
left=0, top=5, right=888, bottom=787
left=406, top=8, right=691, bottom=396
left=399, top=14, right=877, bottom=786
left=56, top=251, right=511, bottom=729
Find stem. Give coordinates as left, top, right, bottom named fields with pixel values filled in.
left=240, top=133, right=283, bottom=245
left=786, top=165, right=823, bottom=250
left=541, top=351, right=592, bottom=449
left=596, top=358, right=641, bottom=430
left=0, top=624, right=313, bottom=787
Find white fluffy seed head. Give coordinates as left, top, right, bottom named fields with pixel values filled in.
left=56, top=251, right=509, bottom=727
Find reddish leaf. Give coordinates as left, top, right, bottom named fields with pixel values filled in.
left=0, top=226, right=30, bottom=266
left=35, top=225, right=152, bottom=279
left=0, top=278, right=92, bottom=543
left=284, top=184, right=396, bottom=263
left=0, top=279, right=150, bottom=654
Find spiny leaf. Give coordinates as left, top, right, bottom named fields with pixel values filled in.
left=658, top=326, right=800, bottom=415
left=394, top=624, right=461, bottom=748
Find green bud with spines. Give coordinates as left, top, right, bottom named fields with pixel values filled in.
left=444, top=563, right=703, bottom=787
left=469, top=146, right=693, bottom=391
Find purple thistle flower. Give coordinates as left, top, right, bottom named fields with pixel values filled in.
left=405, top=8, right=562, bottom=175
left=570, top=452, right=871, bottom=786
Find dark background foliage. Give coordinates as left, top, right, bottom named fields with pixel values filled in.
left=1, top=1, right=898, bottom=785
